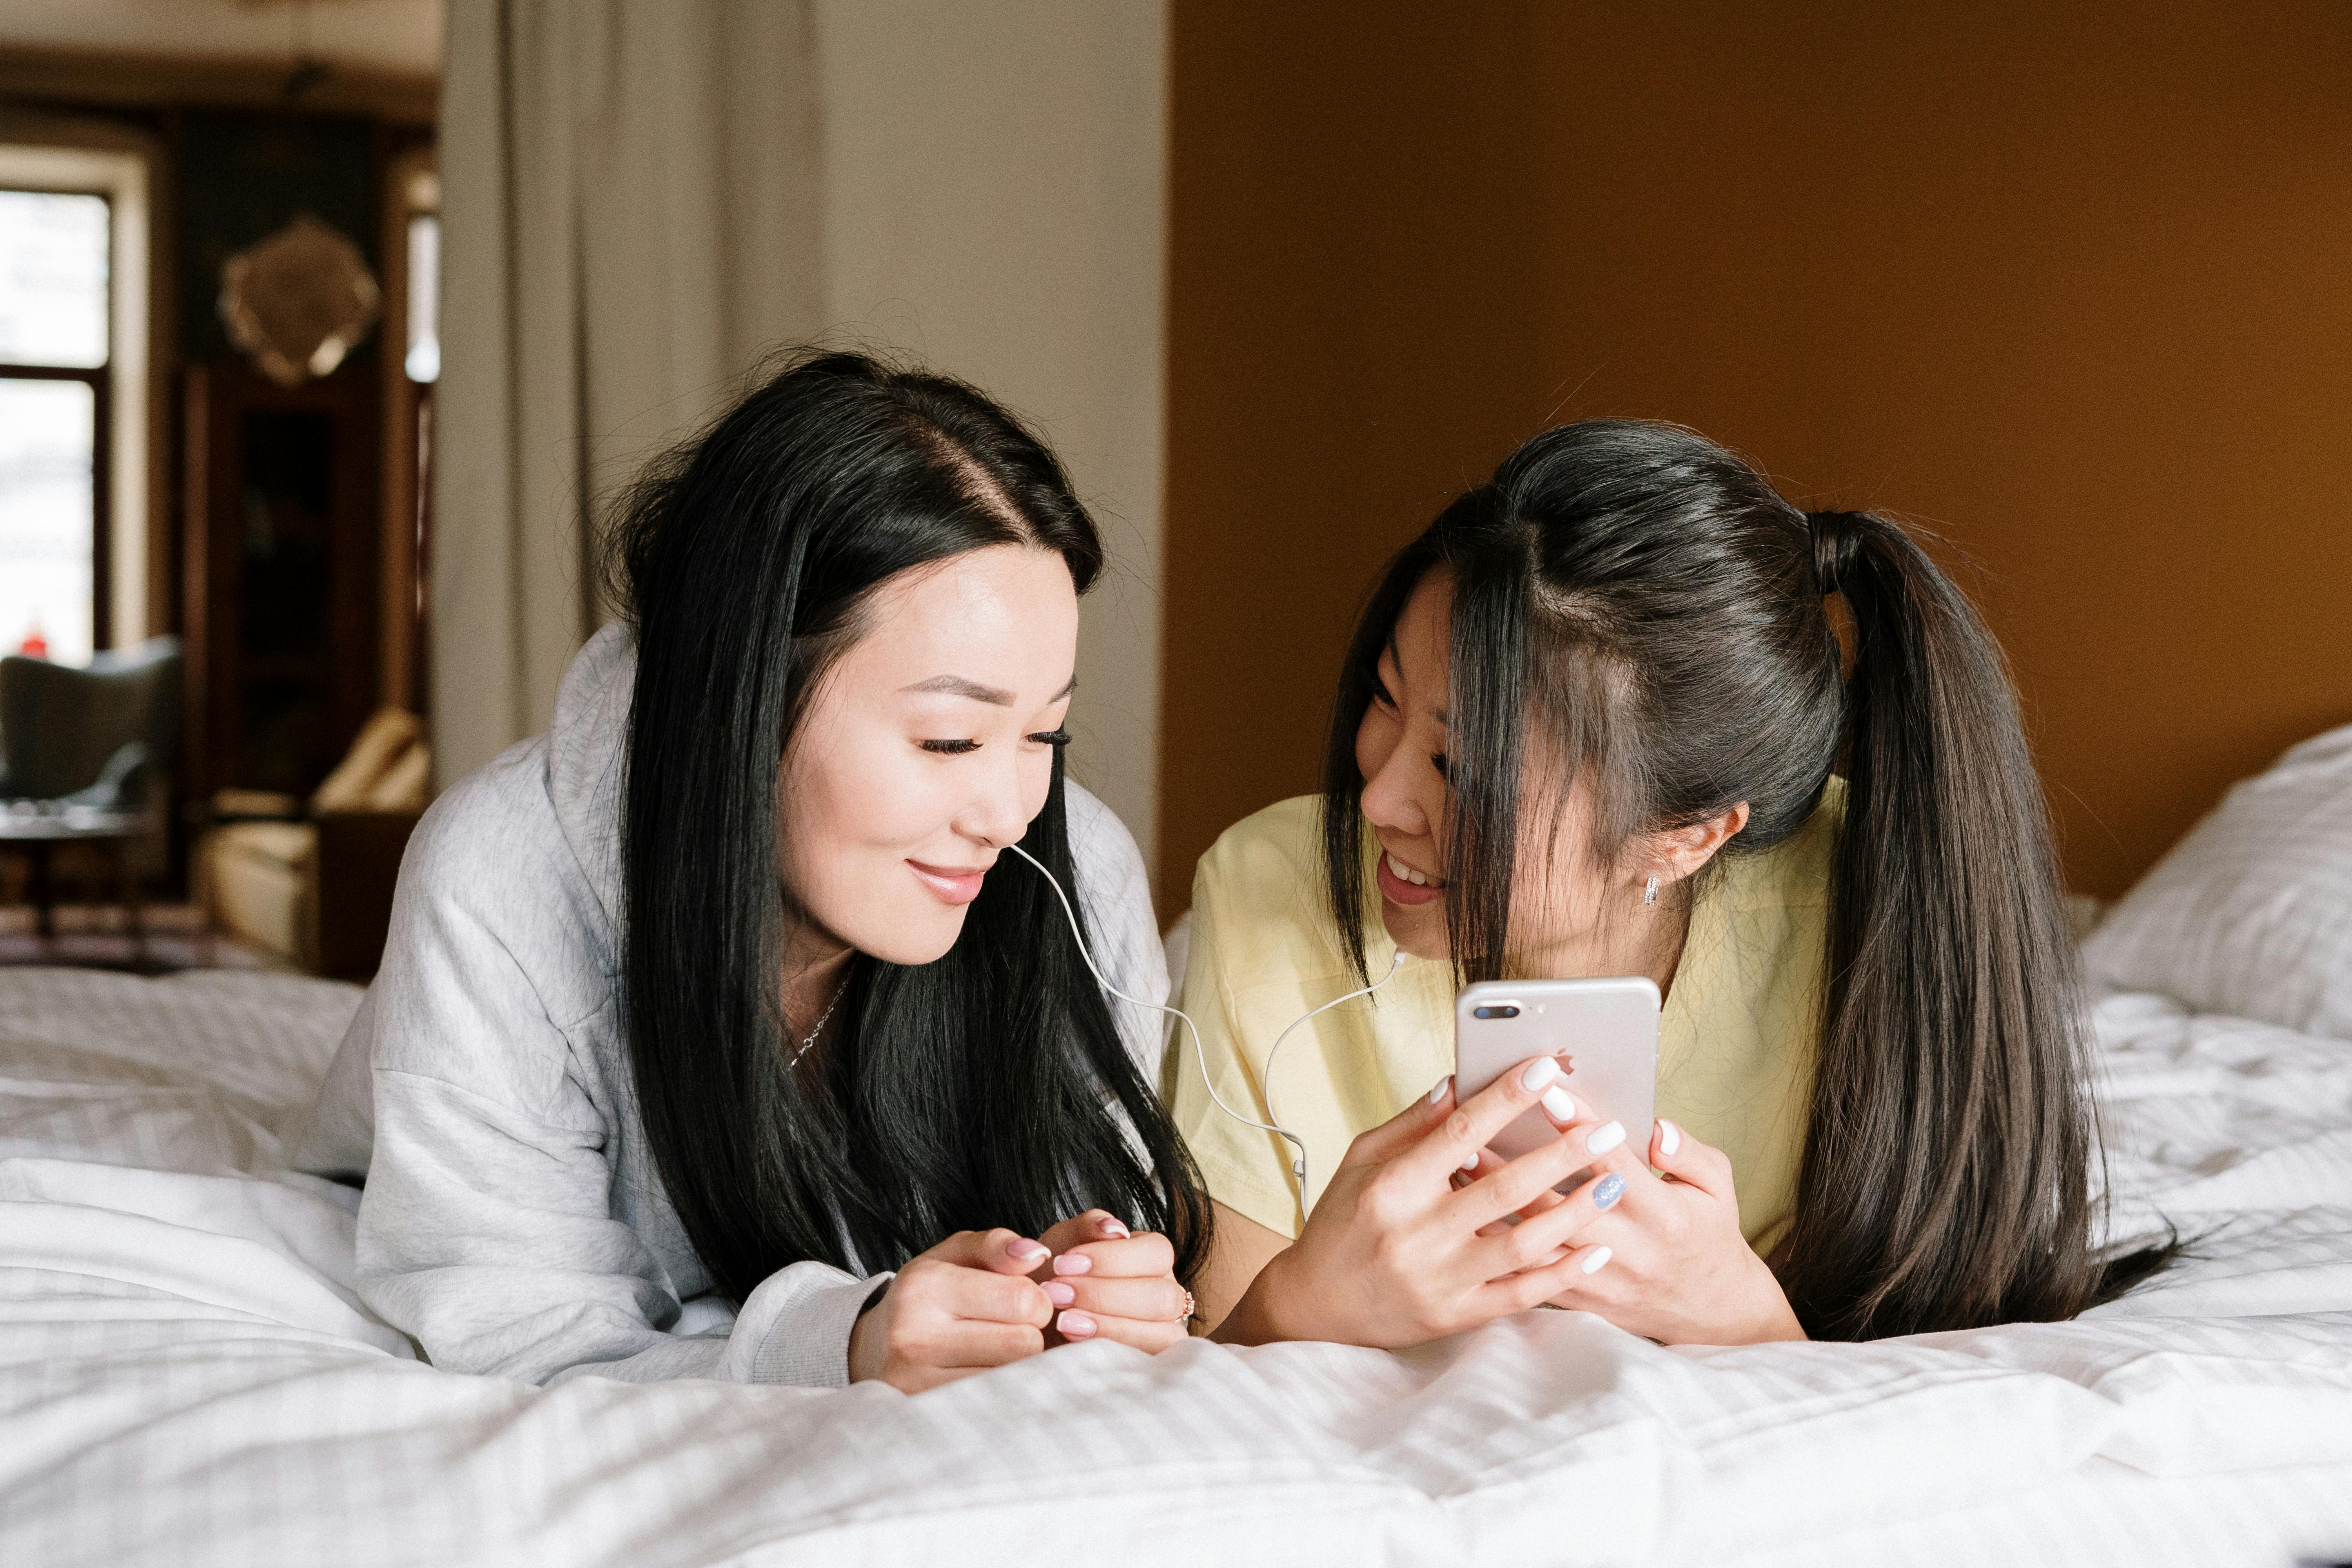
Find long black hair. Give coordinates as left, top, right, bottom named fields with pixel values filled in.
left=608, top=350, right=1209, bottom=1301
left=1322, top=419, right=2165, bottom=1340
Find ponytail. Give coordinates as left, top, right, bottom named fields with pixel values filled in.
left=1779, top=510, right=2159, bottom=1338
left=1323, top=423, right=2169, bottom=1342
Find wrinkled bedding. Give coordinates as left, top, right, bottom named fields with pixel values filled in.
left=1, top=967, right=2347, bottom=1567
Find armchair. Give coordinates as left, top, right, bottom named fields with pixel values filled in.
left=0, top=639, right=183, bottom=945
left=197, top=707, right=428, bottom=979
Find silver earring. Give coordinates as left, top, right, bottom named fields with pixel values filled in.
left=1643, top=875, right=1659, bottom=908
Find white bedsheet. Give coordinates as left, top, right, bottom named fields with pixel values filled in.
left=1, top=966, right=2347, bottom=1567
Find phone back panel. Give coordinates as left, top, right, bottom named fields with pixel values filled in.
left=1453, top=977, right=1659, bottom=1163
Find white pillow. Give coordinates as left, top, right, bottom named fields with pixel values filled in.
left=2081, top=721, right=2352, bottom=1039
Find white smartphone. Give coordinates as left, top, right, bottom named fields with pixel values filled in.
left=1453, top=977, right=1660, bottom=1165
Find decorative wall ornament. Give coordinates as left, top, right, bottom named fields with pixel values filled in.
left=219, top=214, right=381, bottom=386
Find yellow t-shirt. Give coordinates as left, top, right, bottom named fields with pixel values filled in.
left=1165, top=787, right=1841, bottom=1255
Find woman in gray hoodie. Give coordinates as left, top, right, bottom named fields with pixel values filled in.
left=296, top=353, right=1207, bottom=1392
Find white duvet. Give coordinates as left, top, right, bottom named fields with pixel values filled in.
left=1, top=966, right=2347, bottom=1567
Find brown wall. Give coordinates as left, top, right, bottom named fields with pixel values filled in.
left=1162, top=1, right=2352, bottom=911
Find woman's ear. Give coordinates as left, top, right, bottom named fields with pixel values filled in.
left=1647, top=802, right=1750, bottom=883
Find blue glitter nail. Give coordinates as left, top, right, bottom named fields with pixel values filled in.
left=1592, top=1173, right=1626, bottom=1210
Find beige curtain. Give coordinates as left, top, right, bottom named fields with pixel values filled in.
left=432, top=0, right=826, bottom=786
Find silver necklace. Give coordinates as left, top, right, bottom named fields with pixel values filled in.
left=788, top=976, right=850, bottom=1067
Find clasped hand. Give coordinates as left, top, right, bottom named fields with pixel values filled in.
left=847, top=1210, right=1191, bottom=1393
left=1226, top=1056, right=1804, bottom=1348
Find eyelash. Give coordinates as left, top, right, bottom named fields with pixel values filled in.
left=919, top=729, right=1071, bottom=756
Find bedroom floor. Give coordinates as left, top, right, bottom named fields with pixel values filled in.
left=0, top=904, right=281, bottom=975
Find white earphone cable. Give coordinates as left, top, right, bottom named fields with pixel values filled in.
left=1007, top=840, right=1405, bottom=1222
left=1257, top=949, right=1406, bottom=1196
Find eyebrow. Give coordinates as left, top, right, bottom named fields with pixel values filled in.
left=900, top=673, right=1078, bottom=706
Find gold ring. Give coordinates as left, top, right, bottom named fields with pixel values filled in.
left=1174, top=1288, right=1196, bottom=1324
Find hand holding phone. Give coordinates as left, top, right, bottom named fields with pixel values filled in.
left=1453, top=977, right=1659, bottom=1167
left=1211, top=1053, right=1642, bottom=1348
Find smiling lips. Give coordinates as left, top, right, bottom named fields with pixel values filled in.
left=907, top=859, right=990, bottom=905
left=1377, top=850, right=1446, bottom=908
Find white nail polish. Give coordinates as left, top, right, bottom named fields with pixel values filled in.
left=1540, top=1085, right=1577, bottom=1122
left=1658, top=1119, right=1681, bottom=1157
left=1460, top=1150, right=1481, bottom=1172
left=1581, top=1246, right=1613, bottom=1276
left=1586, top=1120, right=1625, bottom=1155
left=1429, top=1076, right=1451, bottom=1104
left=1519, top=1057, right=1561, bottom=1093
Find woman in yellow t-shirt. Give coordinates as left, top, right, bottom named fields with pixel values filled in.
left=1173, top=420, right=2164, bottom=1349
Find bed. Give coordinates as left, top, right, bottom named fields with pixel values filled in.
left=5, top=737, right=2352, bottom=1565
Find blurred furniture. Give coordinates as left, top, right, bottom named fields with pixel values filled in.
left=0, top=638, right=183, bottom=949
left=182, top=359, right=382, bottom=809
left=197, top=707, right=426, bottom=980
left=0, top=807, right=147, bottom=944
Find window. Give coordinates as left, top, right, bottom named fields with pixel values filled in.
left=0, top=140, right=151, bottom=668
left=382, top=156, right=437, bottom=715
left=405, top=207, right=439, bottom=385
left=0, top=188, right=110, bottom=664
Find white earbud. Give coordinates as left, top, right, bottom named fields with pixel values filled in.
left=1008, top=840, right=1403, bottom=1224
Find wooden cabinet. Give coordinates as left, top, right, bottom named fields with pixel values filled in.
left=181, top=359, right=382, bottom=805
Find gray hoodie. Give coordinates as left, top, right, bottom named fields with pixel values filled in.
left=292, top=625, right=1168, bottom=1388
